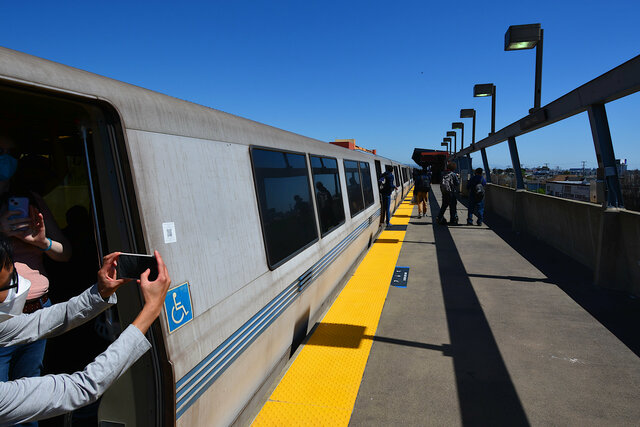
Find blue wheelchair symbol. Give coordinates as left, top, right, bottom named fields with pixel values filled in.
left=164, top=282, right=193, bottom=333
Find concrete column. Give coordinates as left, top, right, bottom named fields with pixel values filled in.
left=508, top=136, right=525, bottom=190
left=587, top=104, right=624, bottom=207
left=481, top=149, right=491, bottom=183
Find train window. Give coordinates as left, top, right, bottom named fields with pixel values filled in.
left=374, top=160, right=382, bottom=181
left=310, top=156, right=346, bottom=236
left=343, top=160, right=365, bottom=217
left=251, top=148, right=318, bottom=268
left=359, top=161, right=374, bottom=207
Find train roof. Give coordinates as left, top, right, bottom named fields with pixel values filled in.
left=0, top=47, right=406, bottom=165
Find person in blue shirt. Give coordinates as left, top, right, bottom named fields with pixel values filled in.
left=467, top=168, right=487, bottom=226
left=378, top=166, right=397, bottom=227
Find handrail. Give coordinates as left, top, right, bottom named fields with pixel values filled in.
left=456, top=54, right=640, bottom=157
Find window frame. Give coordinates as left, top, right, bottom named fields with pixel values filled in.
left=343, top=159, right=366, bottom=218
left=359, top=160, right=375, bottom=208
left=249, top=145, right=319, bottom=270
left=309, top=154, right=347, bottom=238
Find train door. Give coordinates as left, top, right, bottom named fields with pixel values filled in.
left=0, top=83, right=171, bottom=426
left=374, top=160, right=382, bottom=181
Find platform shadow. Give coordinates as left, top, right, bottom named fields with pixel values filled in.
left=479, top=203, right=640, bottom=358
left=428, top=191, right=530, bottom=425
left=304, top=322, right=451, bottom=355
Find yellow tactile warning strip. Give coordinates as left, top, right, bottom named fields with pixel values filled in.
left=252, top=190, right=414, bottom=426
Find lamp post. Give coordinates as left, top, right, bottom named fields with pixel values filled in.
left=474, top=83, right=496, bottom=135
left=459, top=109, right=475, bottom=147
left=446, top=131, right=457, bottom=153
left=442, top=139, right=450, bottom=155
left=505, top=23, right=543, bottom=112
left=452, top=122, right=464, bottom=150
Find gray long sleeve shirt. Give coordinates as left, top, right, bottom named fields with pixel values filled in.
left=0, top=285, right=152, bottom=425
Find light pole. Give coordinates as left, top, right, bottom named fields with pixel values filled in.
left=452, top=122, right=464, bottom=150
left=446, top=131, right=457, bottom=153
left=459, top=109, right=475, bottom=147
left=505, top=23, right=543, bottom=112
left=442, top=138, right=452, bottom=154
left=474, top=83, right=496, bottom=135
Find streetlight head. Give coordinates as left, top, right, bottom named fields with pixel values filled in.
left=460, top=109, right=475, bottom=118
left=443, top=137, right=452, bottom=143
left=446, top=131, right=456, bottom=137
left=505, top=23, right=541, bottom=51
left=474, top=84, right=495, bottom=97
left=452, top=122, right=464, bottom=129
left=440, top=142, right=448, bottom=147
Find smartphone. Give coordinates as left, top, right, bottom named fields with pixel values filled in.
left=116, top=253, right=159, bottom=281
left=8, top=197, right=29, bottom=219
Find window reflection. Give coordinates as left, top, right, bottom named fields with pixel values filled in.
left=344, top=160, right=364, bottom=217
left=360, top=161, right=374, bottom=207
left=310, top=156, right=346, bottom=236
left=251, top=148, right=317, bottom=268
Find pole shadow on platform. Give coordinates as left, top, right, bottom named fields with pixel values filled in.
left=428, top=193, right=529, bottom=425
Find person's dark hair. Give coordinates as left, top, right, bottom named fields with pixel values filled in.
left=475, top=168, right=483, bottom=175
left=385, top=165, right=393, bottom=172
left=0, top=233, right=14, bottom=270
left=447, top=162, right=457, bottom=171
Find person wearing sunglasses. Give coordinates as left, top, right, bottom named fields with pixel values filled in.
left=0, top=233, right=172, bottom=425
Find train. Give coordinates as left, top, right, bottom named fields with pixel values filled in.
left=0, top=47, right=413, bottom=426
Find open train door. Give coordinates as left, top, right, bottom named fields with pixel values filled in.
left=0, top=82, right=173, bottom=426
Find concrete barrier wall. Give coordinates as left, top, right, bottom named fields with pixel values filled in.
left=485, top=184, right=640, bottom=296
left=519, top=191, right=601, bottom=269
left=486, top=184, right=515, bottom=221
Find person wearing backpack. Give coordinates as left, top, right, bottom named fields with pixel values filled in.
left=436, top=162, right=459, bottom=225
left=414, top=167, right=431, bottom=218
left=467, top=167, right=487, bottom=226
left=378, top=166, right=397, bottom=227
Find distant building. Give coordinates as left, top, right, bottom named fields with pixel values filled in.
left=546, top=180, right=590, bottom=202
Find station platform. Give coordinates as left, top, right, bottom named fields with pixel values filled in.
left=251, top=187, right=640, bottom=426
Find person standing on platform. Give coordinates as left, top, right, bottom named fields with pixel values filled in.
left=467, top=168, right=487, bottom=226
left=378, top=166, right=397, bottom=227
left=437, top=162, right=459, bottom=225
left=414, top=167, right=431, bottom=218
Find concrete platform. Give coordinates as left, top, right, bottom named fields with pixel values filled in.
left=350, top=187, right=640, bottom=426
left=251, top=187, right=640, bottom=426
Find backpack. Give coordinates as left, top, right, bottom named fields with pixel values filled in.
left=380, top=174, right=393, bottom=195
left=440, top=171, right=454, bottom=194
left=473, top=183, right=485, bottom=201
left=416, top=173, right=431, bottom=191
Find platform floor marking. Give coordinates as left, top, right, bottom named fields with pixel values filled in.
left=252, top=191, right=414, bottom=426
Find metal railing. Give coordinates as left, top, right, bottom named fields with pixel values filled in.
left=455, top=54, right=640, bottom=208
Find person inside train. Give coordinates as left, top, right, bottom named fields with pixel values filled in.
left=0, top=132, right=71, bottom=394
left=0, top=233, right=171, bottom=425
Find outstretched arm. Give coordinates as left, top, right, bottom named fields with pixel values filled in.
left=0, top=251, right=171, bottom=424
left=0, top=253, right=126, bottom=347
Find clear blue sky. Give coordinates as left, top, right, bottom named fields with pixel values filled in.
left=1, top=0, right=639, bottom=169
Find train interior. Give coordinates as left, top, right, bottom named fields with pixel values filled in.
left=0, top=84, right=157, bottom=426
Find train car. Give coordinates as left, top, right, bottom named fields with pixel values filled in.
left=0, top=47, right=413, bottom=426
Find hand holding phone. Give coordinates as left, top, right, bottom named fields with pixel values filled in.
left=116, top=253, right=159, bottom=281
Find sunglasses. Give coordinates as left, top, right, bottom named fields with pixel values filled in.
left=0, top=267, right=18, bottom=292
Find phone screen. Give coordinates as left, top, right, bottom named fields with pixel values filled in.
left=116, top=253, right=159, bottom=281
left=8, top=197, right=29, bottom=219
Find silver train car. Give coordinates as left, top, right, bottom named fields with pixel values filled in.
left=0, top=47, right=413, bottom=426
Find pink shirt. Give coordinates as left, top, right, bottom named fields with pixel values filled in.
left=3, top=193, right=67, bottom=300
left=13, top=239, right=49, bottom=299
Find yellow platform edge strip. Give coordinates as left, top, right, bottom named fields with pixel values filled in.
left=252, top=190, right=415, bottom=426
